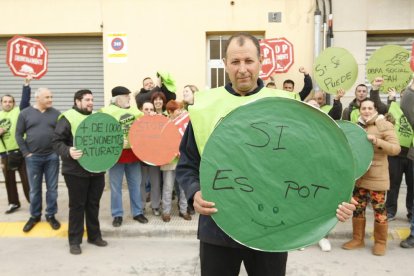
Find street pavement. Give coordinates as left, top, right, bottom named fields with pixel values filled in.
left=0, top=178, right=413, bottom=275
left=0, top=179, right=411, bottom=241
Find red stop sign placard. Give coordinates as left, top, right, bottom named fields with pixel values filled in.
left=259, top=42, right=276, bottom=80
left=6, top=36, right=48, bottom=79
left=260, top=37, right=294, bottom=78
left=129, top=115, right=181, bottom=166
left=173, top=112, right=190, bottom=137
left=411, top=42, right=414, bottom=72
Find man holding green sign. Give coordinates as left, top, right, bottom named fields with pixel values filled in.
left=53, top=90, right=108, bottom=255
left=176, top=32, right=357, bottom=276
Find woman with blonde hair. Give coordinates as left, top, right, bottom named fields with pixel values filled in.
left=182, top=85, right=198, bottom=110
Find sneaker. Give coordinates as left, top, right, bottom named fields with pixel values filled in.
left=179, top=212, right=192, bottom=221
left=23, top=217, right=41, bottom=232
left=70, top=244, right=82, bottom=255
left=152, top=208, right=161, bottom=216
left=133, top=214, right=148, bottom=224
left=400, top=236, right=414, bottom=248
left=46, top=216, right=61, bottom=230
left=318, top=238, right=332, bottom=252
left=5, top=203, right=20, bottom=214
left=387, top=214, right=396, bottom=222
left=87, top=238, right=108, bottom=247
left=112, top=216, right=122, bottom=227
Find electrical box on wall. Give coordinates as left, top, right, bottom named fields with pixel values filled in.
left=268, top=12, right=282, bottom=23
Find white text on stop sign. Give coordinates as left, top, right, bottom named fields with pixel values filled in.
left=14, top=44, right=44, bottom=58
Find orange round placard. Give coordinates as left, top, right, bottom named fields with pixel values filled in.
left=129, top=115, right=181, bottom=166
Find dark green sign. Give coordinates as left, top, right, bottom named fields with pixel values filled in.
left=337, top=120, right=373, bottom=179
left=75, top=113, right=124, bottom=172
left=200, top=97, right=355, bottom=251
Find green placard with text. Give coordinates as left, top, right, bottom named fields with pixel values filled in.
left=75, top=113, right=124, bottom=172
left=367, top=45, right=412, bottom=93
left=314, top=47, right=358, bottom=94
left=200, top=97, right=355, bottom=252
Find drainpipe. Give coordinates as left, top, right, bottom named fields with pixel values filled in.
left=314, top=0, right=322, bottom=92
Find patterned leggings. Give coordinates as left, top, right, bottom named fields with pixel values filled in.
left=353, top=187, right=387, bottom=224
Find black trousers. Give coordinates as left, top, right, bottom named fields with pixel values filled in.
left=386, top=156, right=413, bottom=217
left=1, top=156, right=30, bottom=205
left=64, top=174, right=105, bottom=245
left=200, top=241, right=288, bottom=276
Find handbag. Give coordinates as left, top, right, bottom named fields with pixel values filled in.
left=7, top=150, right=23, bottom=171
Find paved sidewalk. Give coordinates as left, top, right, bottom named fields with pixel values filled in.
left=0, top=180, right=412, bottom=243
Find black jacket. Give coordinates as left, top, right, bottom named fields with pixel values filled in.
left=176, top=80, right=264, bottom=248
left=135, top=84, right=177, bottom=109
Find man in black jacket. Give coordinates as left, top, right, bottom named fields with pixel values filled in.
left=135, top=75, right=176, bottom=109
left=176, top=32, right=356, bottom=276
left=53, top=89, right=107, bottom=255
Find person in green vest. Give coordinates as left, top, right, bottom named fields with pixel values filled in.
left=176, top=32, right=357, bottom=276
left=101, top=86, right=148, bottom=227
left=52, top=89, right=107, bottom=255
left=342, top=77, right=387, bottom=123
left=313, top=89, right=344, bottom=120
left=383, top=87, right=413, bottom=223
left=0, top=75, right=32, bottom=214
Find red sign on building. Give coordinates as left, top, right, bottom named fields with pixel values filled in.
left=411, top=42, right=414, bottom=72
left=260, top=37, right=294, bottom=79
left=6, top=36, right=49, bottom=79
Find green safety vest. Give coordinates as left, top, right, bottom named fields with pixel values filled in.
left=100, top=104, right=143, bottom=149
left=189, top=87, right=296, bottom=155
left=0, top=107, right=20, bottom=153
left=59, top=109, right=89, bottom=137
left=320, top=104, right=332, bottom=114
left=350, top=107, right=360, bottom=123
left=388, top=101, right=413, bottom=148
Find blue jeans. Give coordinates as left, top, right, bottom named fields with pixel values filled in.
left=25, top=153, right=59, bottom=218
left=109, top=162, right=143, bottom=217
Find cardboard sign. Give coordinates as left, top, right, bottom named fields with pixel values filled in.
left=173, top=112, right=190, bottom=137
left=200, top=97, right=355, bottom=252
left=129, top=115, right=181, bottom=166
left=260, top=37, right=294, bottom=79
left=75, top=113, right=124, bottom=172
left=6, top=36, right=48, bottom=79
left=313, top=47, right=358, bottom=94
left=367, top=45, right=411, bottom=93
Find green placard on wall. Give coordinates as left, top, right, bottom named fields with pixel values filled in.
left=313, top=47, right=358, bottom=94
left=75, top=112, right=124, bottom=172
left=200, top=97, right=355, bottom=252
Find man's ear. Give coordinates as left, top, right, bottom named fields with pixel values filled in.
left=259, top=54, right=264, bottom=64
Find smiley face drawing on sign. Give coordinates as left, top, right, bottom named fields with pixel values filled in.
left=200, top=97, right=355, bottom=252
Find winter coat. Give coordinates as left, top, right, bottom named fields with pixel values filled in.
left=356, top=114, right=401, bottom=191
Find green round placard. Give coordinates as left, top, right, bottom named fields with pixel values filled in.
left=367, top=45, right=411, bottom=93
left=200, top=97, right=355, bottom=252
left=313, top=47, right=358, bottom=94
left=74, top=112, right=124, bottom=172
left=336, top=120, right=373, bottom=180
